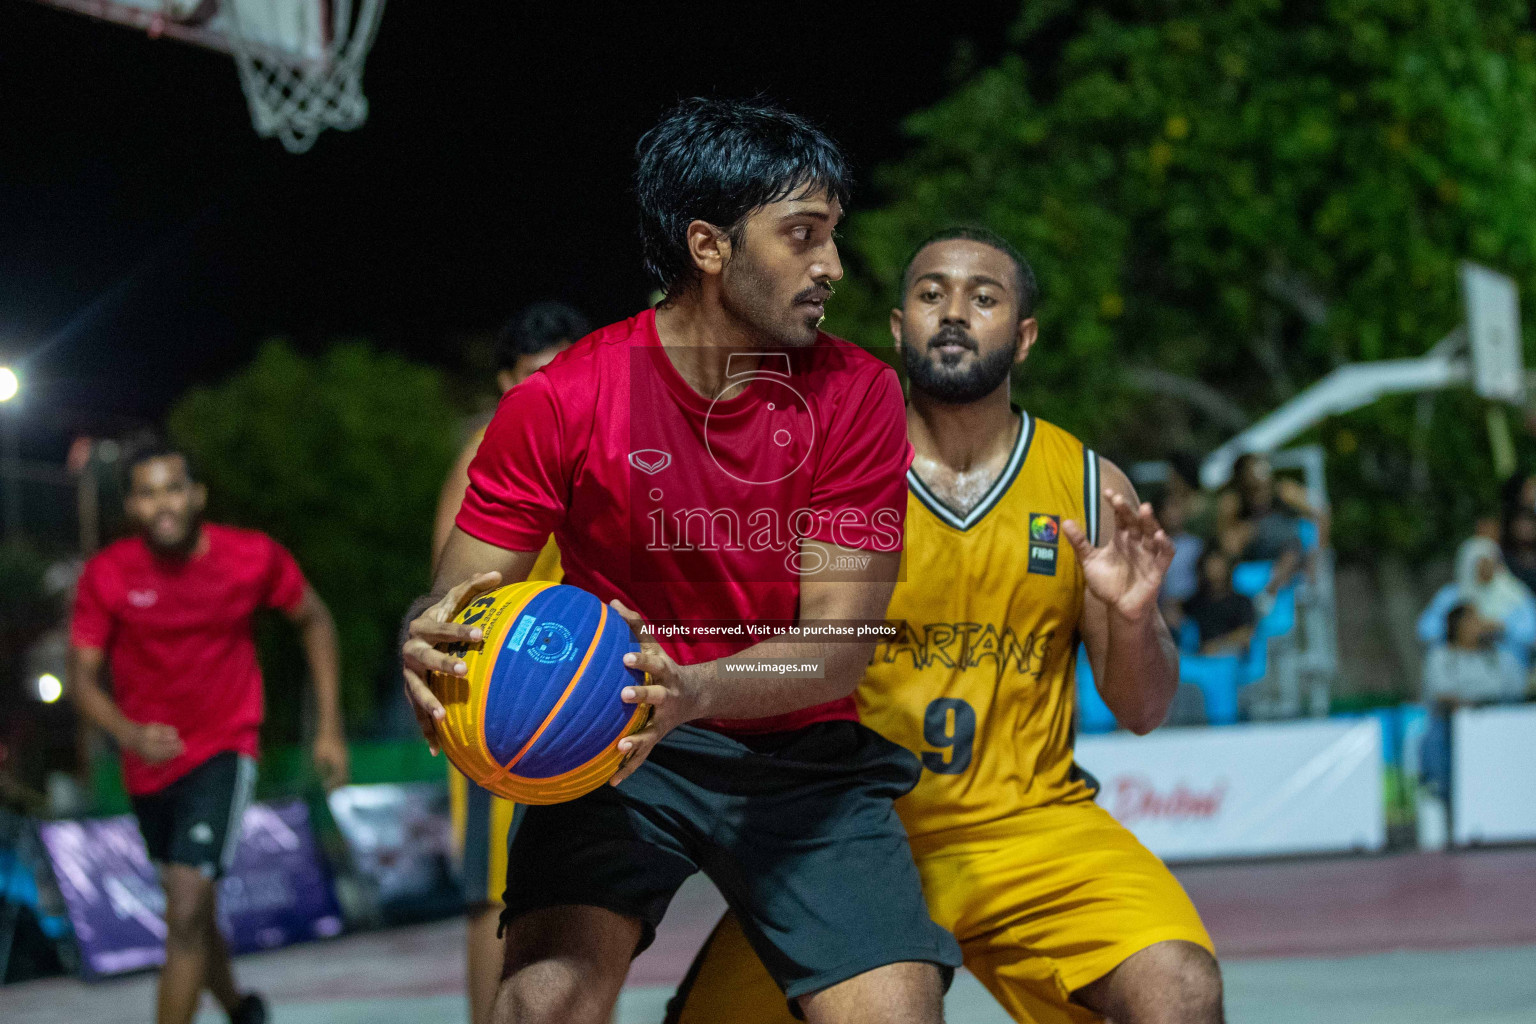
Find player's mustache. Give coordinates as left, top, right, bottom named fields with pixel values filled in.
left=793, top=285, right=834, bottom=305
left=927, top=325, right=978, bottom=352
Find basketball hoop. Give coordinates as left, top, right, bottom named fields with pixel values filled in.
left=27, top=0, right=387, bottom=153
left=221, top=0, right=387, bottom=154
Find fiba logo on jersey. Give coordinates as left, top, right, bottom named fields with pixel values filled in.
left=1028, top=514, right=1060, bottom=576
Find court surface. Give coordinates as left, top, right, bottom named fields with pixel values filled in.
left=5, top=848, right=1534, bottom=1024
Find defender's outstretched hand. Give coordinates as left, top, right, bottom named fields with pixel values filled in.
left=608, top=599, right=699, bottom=787
left=1062, top=491, right=1173, bottom=622
left=401, top=571, right=503, bottom=753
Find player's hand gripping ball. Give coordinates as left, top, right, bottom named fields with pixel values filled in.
left=428, top=581, right=653, bottom=804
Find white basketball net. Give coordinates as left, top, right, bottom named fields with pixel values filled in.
left=221, top=0, right=387, bottom=154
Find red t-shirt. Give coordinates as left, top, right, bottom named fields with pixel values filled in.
left=71, top=523, right=308, bottom=795
left=457, top=308, right=911, bottom=734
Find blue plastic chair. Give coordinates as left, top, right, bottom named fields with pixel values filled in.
left=1257, top=584, right=1297, bottom=638
left=1297, top=518, right=1319, bottom=552
left=1176, top=618, right=1200, bottom=654
left=1075, top=644, right=1119, bottom=734
left=1240, top=582, right=1298, bottom=684
left=1232, top=560, right=1274, bottom=597
left=1179, top=653, right=1243, bottom=725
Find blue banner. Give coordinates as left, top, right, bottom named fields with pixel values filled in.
left=37, top=800, right=343, bottom=978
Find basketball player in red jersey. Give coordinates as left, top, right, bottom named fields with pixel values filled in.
left=402, top=98, right=961, bottom=1024
left=68, top=443, right=347, bottom=1024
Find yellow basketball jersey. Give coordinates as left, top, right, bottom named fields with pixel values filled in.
left=860, top=411, right=1102, bottom=845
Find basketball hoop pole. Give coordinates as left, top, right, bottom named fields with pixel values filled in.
left=1201, top=261, right=1527, bottom=489
left=1200, top=341, right=1472, bottom=489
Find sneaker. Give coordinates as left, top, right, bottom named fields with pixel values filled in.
left=230, top=993, right=268, bottom=1024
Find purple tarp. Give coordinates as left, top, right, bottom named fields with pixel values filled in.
left=37, top=800, right=344, bottom=978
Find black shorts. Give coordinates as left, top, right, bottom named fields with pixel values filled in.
left=131, top=750, right=256, bottom=879
left=501, top=721, right=961, bottom=1003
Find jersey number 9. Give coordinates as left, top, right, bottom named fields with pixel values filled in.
left=921, top=697, right=976, bottom=775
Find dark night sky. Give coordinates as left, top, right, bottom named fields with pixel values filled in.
left=0, top=1, right=1019, bottom=458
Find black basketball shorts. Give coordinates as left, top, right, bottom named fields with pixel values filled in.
left=131, top=750, right=256, bottom=880
left=500, top=721, right=961, bottom=1004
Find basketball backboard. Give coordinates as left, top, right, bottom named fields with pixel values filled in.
left=1459, top=260, right=1526, bottom=405
left=25, top=0, right=384, bottom=152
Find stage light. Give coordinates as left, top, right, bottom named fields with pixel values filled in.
left=0, top=368, right=17, bottom=403
left=37, top=672, right=62, bottom=703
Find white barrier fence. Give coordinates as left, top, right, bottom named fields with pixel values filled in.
left=1077, top=719, right=1386, bottom=861
left=1452, top=703, right=1536, bottom=845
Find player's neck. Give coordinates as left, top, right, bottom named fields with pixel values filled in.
left=145, top=523, right=209, bottom=563
left=653, top=293, right=780, bottom=398
left=907, top=387, right=1020, bottom=476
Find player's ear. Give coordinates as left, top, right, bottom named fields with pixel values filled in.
left=889, top=307, right=905, bottom=348
left=687, top=220, right=730, bottom=279
left=1014, top=317, right=1039, bottom=365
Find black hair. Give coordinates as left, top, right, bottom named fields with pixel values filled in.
left=494, top=301, right=590, bottom=370
left=1168, top=450, right=1205, bottom=492
left=901, top=226, right=1039, bottom=320
left=1194, top=546, right=1233, bottom=600
left=124, top=440, right=196, bottom=490
left=1445, top=601, right=1473, bottom=641
left=1232, top=452, right=1262, bottom=481
left=635, top=97, right=853, bottom=297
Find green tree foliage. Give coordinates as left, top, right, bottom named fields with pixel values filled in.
left=168, top=341, right=458, bottom=739
left=829, top=0, right=1536, bottom=555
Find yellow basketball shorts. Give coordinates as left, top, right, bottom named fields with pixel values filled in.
left=664, top=801, right=1213, bottom=1024
left=448, top=766, right=522, bottom=908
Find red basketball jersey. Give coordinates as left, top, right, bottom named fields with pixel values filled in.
left=457, top=309, right=911, bottom=734
left=71, top=524, right=307, bottom=795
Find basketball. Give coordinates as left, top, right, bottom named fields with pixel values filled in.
left=428, top=581, right=651, bottom=805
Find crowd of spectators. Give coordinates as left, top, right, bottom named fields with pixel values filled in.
left=1157, top=452, right=1324, bottom=658
left=1415, top=473, right=1536, bottom=795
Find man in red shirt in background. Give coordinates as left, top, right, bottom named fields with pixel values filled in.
left=68, top=443, right=347, bottom=1024
left=403, top=98, right=960, bottom=1024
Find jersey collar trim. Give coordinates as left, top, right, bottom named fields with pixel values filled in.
left=906, top=409, right=1034, bottom=532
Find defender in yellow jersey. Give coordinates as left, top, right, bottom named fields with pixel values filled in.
left=667, top=231, right=1221, bottom=1024
left=430, top=302, right=584, bottom=1024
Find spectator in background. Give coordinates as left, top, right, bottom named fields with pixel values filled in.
left=1419, top=602, right=1527, bottom=798
left=1215, top=452, right=1326, bottom=599
left=1504, top=507, right=1536, bottom=595
left=1422, top=603, right=1525, bottom=706
left=1155, top=488, right=1203, bottom=630
left=1501, top=473, right=1536, bottom=593
left=1183, top=549, right=1256, bottom=655
left=1418, top=536, right=1536, bottom=673
left=1502, top=471, right=1536, bottom=518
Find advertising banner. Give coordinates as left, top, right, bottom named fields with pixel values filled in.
left=1452, top=703, right=1536, bottom=844
left=37, top=800, right=343, bottom=978
left=326, top=782, right=459, bottom=923
left=1077, top=719, right=1385, bottom=861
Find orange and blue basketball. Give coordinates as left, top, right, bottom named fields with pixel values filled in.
left=428, top=581, right=650, bottom=804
